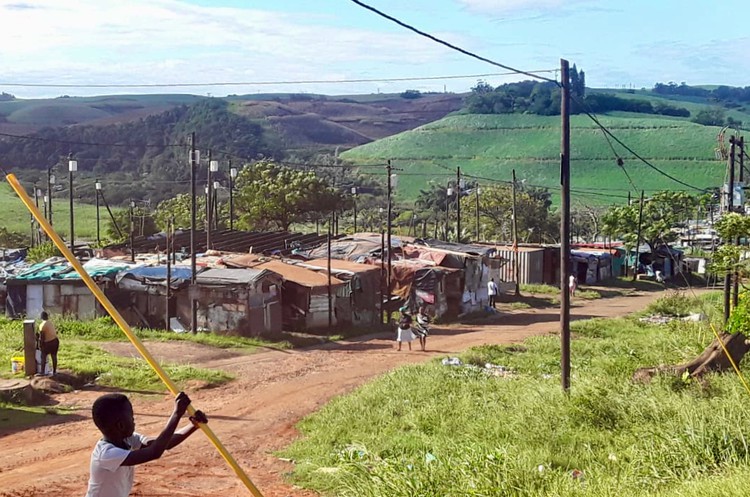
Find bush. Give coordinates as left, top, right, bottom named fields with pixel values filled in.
left=646, top=291, right=696, bottom=317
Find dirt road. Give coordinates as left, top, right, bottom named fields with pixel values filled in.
left=0, top=290, right=669, bottom=497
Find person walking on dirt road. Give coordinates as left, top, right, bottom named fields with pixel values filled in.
left=487, top=278, right=499, bottom=308
left=413, top=306, right=431, bottom=352
left=396, top=306, right=415, bottom=351
left=38, top=311, right=59, bottom=376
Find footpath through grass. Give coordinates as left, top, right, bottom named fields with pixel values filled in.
left=282, top=292, right=750, bottom=497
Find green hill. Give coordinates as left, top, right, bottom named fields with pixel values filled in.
left=340, top=113, right=730, bottom=205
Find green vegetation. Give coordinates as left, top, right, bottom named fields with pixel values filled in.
left=281, top=292, right=750, bottom=497
left=520, top=283, right=559, bottom=295
left=645, top=291, right=700, bottom=317
left=341, top=114, right=726, bottom=202
left=0, top=183, right=100, bottom=242
left=0, top=315, right=292, bottom=391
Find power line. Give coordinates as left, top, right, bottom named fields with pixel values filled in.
left=348, top=0, right=558, bottom=84
left=0, top=70, right=557, bottom=89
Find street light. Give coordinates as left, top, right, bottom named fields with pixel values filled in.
left=95, top=180, right=102, bottom=245
left=351, top=187, right=358, bottom=233
left=446, top=186, right=454, bottom=241
left=229, top=164, right=238, bottom=230
left=475, top=186, right=482, bottom=242
left=68, top=154, right=77, bottom=253
left=213, top=180, right=220, bottom=230
left=207, top=154, right=218, bottom=248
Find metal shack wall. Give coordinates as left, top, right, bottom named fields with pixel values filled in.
left=495, top=249, right=545, bottom=285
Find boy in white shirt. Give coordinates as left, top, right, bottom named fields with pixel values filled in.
left=85, top=392, right=207, bottom=497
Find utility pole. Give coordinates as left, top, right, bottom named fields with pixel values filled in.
left=633, top=190, right=645, bottom=282
left=99, top=189, right=122, bottom=239
left=229, top=161, right=237, bottom=231
left=68, top=153, right=76, bottom=253
left=31, top=186, right=38, bottom=247
left=95, top=179, right=102, bottom=246
left=456, top=166, right=462, bottom=242
left=327, top=214, right=333, bottom=331
left=734, top=136, right=745, bottom=308
left=166, top=217, right=172, bottom=331
left=724, top=136, right=736, bottom=323
left=560, top=59, right=571, bottom=393
left=352, top=187, right=358, bottom=233
left=190, top=133, right=198, bottom=334
left=386, top=160, right=393, bottom=304
left=206, top=150, right=213, bottom=250
left=475, top=186, right=481, bottom=242
left=512, top=169, right=520, bottom=296
left=47, top=166, right=55, bottom=226
left=129, top=199, right=135, bottom=263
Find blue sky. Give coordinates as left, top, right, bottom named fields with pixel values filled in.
left=0, top=0, right=747, bottom=98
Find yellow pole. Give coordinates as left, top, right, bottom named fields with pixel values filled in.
left=5, top=173, right=263, bottom=497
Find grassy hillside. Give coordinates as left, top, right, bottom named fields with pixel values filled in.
left=341, top=113, right=727, bottom=205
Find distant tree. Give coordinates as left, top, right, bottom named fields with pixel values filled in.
left=602, top=191, right=698, bottom=254
left=692, top=108, right=726, bottom=126
left=0, top=92, right=15, bottom=102
left=400, top=90, right=423, bottom=99
left=234, top=161, right=345, bottom=231
left=153, top=193, right=207, bottom=231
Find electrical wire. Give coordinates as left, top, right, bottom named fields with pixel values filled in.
left=348, top=0, right=558, bottom=84
left=0, top=70, right=557, bottom=89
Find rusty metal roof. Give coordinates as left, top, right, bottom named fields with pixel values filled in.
left=110, top=229, right=336, bottom=256
left=303, top=258, right=381, bottom=274
left=223, top=254, right=344, bottom=288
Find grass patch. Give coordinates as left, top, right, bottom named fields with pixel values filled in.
left=520, top=283, right=559, bottom=295
left=0, top=317, right=234, bottom=393
left=0, top=402, right=74, bottom=431
left=281, top=294, right=750, bottom=496
left=508, top=302, right=532, bottom=310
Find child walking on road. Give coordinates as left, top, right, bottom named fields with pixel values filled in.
left=396, top=306, right=414, bottom=351
left=413, top=306, right=431, bottom=352
left=85, top=392, right=207, bottom=497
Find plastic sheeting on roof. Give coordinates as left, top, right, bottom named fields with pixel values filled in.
left=59, top=258, right=135, bottom=280
left=116, top=266, right=194, bottom=284
left=196, top=268, right=274, bottom=286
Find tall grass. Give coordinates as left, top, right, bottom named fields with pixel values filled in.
left=282, top=294, right=750, bottom=496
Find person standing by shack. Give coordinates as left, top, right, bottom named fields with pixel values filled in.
left=413, top=306, right=431, bottom=352
left=38, top=311, right=59, bottom=376
left=396, top=306, right=414, bottom=351
left=568, top=274, right=578, bottom=298
left=487, top=278, right=499, bottom=308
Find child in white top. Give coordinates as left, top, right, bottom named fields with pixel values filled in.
left=85, top=392, right=207, bottom=497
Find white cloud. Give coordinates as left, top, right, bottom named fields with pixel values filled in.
left=0, top=0, right=464, bottom=96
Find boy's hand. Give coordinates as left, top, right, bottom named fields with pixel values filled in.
left=189, top=410, right=208, bottom=426
left=174, top=392, right=191, bottom=417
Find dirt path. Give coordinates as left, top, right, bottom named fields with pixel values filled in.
left=0, top=290, right=675, bottom=497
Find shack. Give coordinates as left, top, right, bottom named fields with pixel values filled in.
left=192, top=268, right=282, bottom=337
left=296, top=258, right=382, bottom=328
left=6, top=258, right=131, bottom=319
left=225, top=255, right=345, bottom=331
left=113, top=266, right=194, bottom=329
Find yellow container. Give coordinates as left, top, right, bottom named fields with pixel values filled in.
left=11, top=356, right=24, bottom=374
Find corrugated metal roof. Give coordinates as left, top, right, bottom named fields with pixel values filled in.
left=196, top=268, right=274, bottom=286
left=303, top=258, right=381, bottom=274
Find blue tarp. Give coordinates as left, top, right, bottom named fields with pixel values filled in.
left=117, top=266, right=194, bottom=283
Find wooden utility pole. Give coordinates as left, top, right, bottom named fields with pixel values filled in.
left=190, top=133, right=198, bottom=334
left=327, top=215, right=333, bottom=331
left=633, top=190, right=645, bottom=282
left=475, top=185, right=480, bottom=242
left=725, top=136, right=736, bottom=323
left=386, top=160, right=393, bottom=303
left=512, top=169, right=520, bottom=296
left=166, top=217, right=172, bottom=332
left=733, top=136, right=745, bottom=309
left=560, top=59, right=571, bottom=392
left=456, top=166, right=462, bottom=241
left=206, top=149, right=212, bottom=250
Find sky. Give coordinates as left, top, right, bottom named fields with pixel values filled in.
left=0, top=0, right=748, bottom=98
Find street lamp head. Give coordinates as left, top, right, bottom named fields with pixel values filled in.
left=130, top=200, right=136, bottom=208
left=213, top=180, right=220, bottom=190
left=68, top=159, right=77, bottom=172
left=477, top=187, right=482, bottom=195
left=447, top=187, right=454, bottom=196
left=459, top=179, right=466, bottom=189
left=379, top=207, right=384, bottom=214
left=210, top=160, right=219, bottom=172
left=43, top=195, right=48, bottom=204
left=230, top=167, right=238, bottom=179
left=49, top=174, right=56, bottom=185
left=36, top=188, right=42, bottom=198
left=95, top=180, right=102, bottom=191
